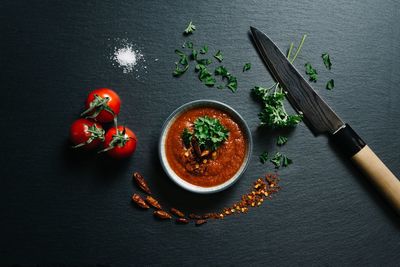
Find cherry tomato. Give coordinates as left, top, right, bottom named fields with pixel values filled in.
left=70, top=118, right=105, bottom=150
left=102, top=126, right=137, bottom=158
left=81, top=88, right=121, bottom=123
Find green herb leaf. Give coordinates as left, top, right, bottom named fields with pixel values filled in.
left=305, top=62, right=318, bottom=82
left=270, top=152, right=282, bottom=168
left=181, top=128, right=193, bottom=148
left=259, top=152, right=269, bottom=164
left=185, top=41, right=193, bottom=49
left=277, top=136, right=288, bottom=146
left=243, top=63, right=251, bottom=72
left=321, top=53, right=332, bottom=70
left=326, top=79, right=334, bottom=90
left=191, top=49, right=198, bottom=60
left=193, top=116, right=229, bottom=151
left=196, top=65, right=215, bottom=86
left=215, top=66, right=228, bottom=76
left=173, top=50, right=190, bottom=77
left=184, top=21, right=196, bottom=35
left=173, top=63, right=189, bottom=77
left=214, top=50, right=223, bottom=62
left=200, top=45, right=208, bottom=54
left=226, top=75, right=237, bottom=92
left=196, top=58, right=212, bottom=66
left=269, top=152, right=292, bottom=168
left=281, top=155, right=293, bottom=167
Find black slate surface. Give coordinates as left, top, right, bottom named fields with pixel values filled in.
left=1, top=0, right=399, bottom=266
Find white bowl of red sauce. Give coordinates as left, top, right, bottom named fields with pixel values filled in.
left=159, top=100, right=253, bottom=194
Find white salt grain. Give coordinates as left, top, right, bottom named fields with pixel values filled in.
left=113, top=44, right=144, bottom=74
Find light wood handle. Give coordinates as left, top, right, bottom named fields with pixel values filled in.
left=351, top=145, right=400, bottom=211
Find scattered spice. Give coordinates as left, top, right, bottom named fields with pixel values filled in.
left=130, top=171, right=281, bottom=227
left=131, top=194, right=149, bottom=209
left=133, top=172, right=152, bottom=195
left=146, top=196, right=162, bottom=210
left=171, top=208, right=185, bottom=218
left=154, top=210, right=172, bottom=219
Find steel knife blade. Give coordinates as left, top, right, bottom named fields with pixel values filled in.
left=250, top=26, right=400, bottom=212
left=250, top=26, right=344, bottom=135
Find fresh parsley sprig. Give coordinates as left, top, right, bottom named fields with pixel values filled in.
left=243, top=63, right=251, bottom=72
left=182, top=116, right=229, bottom=152
left=252, top=35, right=306, bottom=129
left=184, top=21, right=196, bottom=35
left=305, top=62, right=318, bottom=82
left=277, top=136, right=288, bottom=146
left=322, top=53, right=332, bottom=70
left=326, top=79, right=334, bottom=90
left=259, top=151, right=292, bottom=168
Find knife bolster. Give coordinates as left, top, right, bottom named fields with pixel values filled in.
left=331, top=124, right=366, bottom=157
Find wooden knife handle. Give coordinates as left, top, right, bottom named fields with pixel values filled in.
left=351, top=145, right=400, bottom=211
left=332, top=124, right=400, bottom=212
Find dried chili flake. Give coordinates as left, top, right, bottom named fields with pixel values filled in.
left=146, top=196, right=162, bottom=210
left=133, top=172, right=152, bottom=195
left=154, top=210, right=172, bottom=219
left=130, top=172, right=280, bottom=227
left=131, top=194, right=150, bottom=209
left=171, top=208, right=185, bottom=218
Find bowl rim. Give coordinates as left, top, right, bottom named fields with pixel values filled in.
left=158, top=99, right=253, bottom=194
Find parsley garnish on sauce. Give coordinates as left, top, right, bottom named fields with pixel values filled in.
left=182, top=116, right=229, bottom=152
left=322, top=53, right=332, bottom=70
left=184, top=21, right=196, bottom=35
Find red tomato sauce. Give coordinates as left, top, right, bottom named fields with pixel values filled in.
left=165, top=107, right=247, bottom=187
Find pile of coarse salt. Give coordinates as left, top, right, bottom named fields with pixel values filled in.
left=112, top=44, right=144, bottom=74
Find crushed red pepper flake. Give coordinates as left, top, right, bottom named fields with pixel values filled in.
left=130, top=172, right=280, bottom=226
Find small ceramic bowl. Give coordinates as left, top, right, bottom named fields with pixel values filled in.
left=158, top=100, right=253, bottom=194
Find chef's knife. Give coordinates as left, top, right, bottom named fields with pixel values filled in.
left=250, top=26, right=400, bottom=211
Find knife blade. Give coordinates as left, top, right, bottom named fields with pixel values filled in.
left=250, top=26, right=400, bottom=212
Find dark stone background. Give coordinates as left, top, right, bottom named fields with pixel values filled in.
left=1, top=0, right=399, bottom=266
